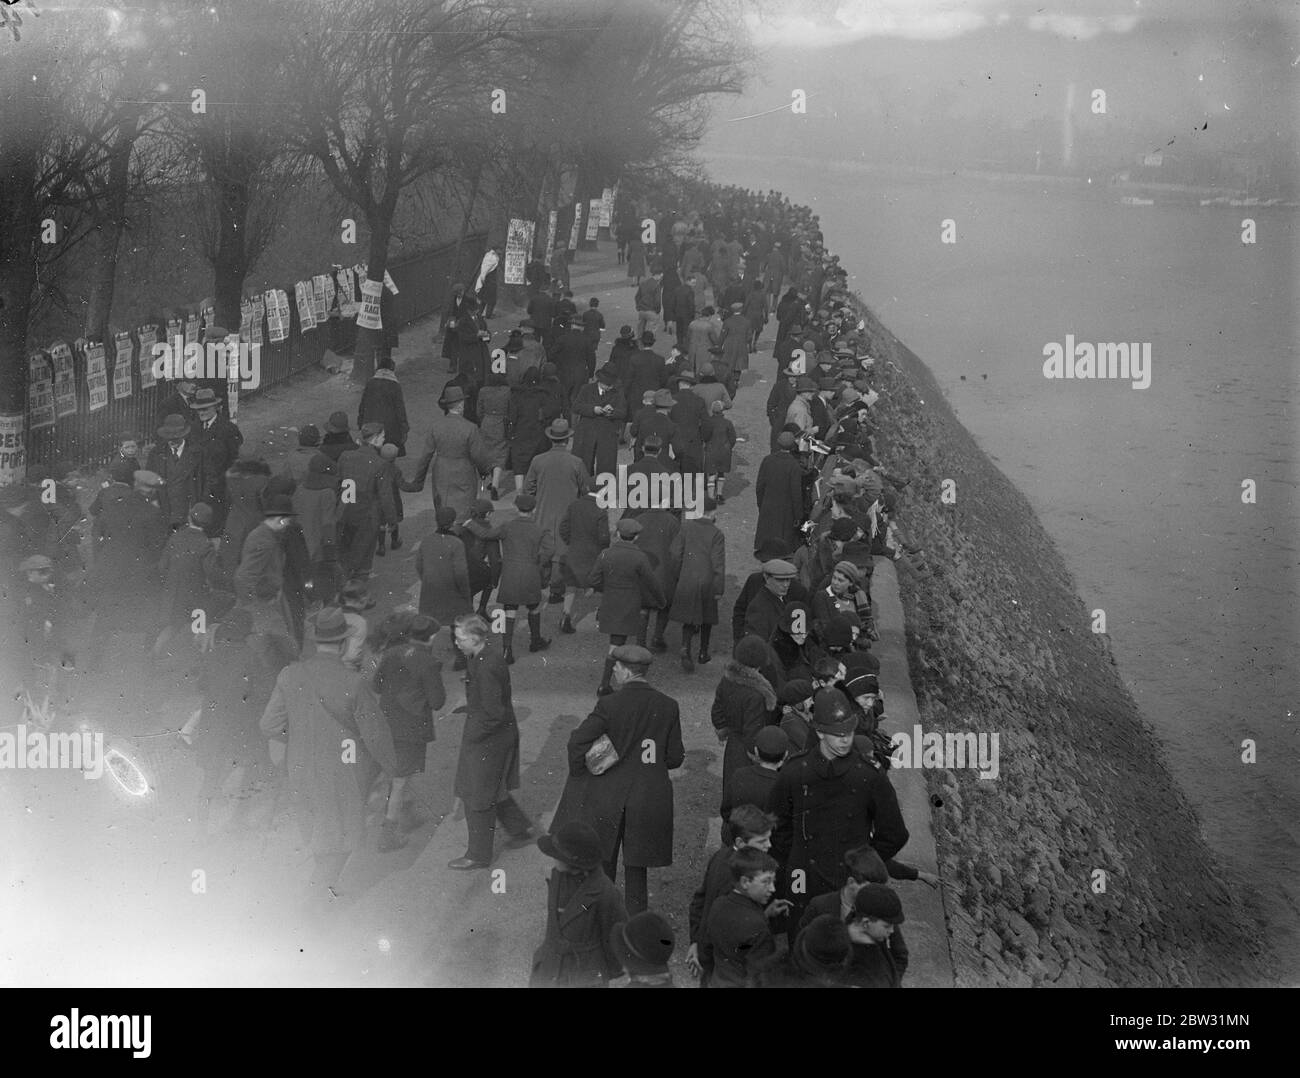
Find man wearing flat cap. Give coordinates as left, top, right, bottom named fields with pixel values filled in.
left=587, top=517, right=667, bottom=695
left=337, top=420, right=395, bottom=581
left=552, top=643, right=684, bottom=914
left=770, top=687, right=909, bottom=941
left=146, top=414, right=204, bottom=530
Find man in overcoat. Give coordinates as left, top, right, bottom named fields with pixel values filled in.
left=418, top=386, right=490, bottom=523
left=667, top=496, right=725, bottom=670
left=190, top=387, right=244, bottom=533
left=770, top=688, right=909, bottom=943
left=146, top=414, right=204, bottom=530
left=753, top=432, right=807, bottom=557
left=489, top=494, right=555, bottom=662
left=571, top=365, right=626, bottom=479
left=449, top=613, right=537, bottom=869
left=551, top=645, right=684, bottom=914
left=523, top=418, right=590, bottom=602
left=557, top=488, right=610, bottom=635
left=337, top=421, right=396, bottom=580
left=587, top=518, right=666, bottom=696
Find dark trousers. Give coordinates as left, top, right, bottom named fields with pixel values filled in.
left=603, top=811, right=649, bottom=914
left=339, top=508, right=378, bottom=579
left=466, top=795, right=531, bottom=863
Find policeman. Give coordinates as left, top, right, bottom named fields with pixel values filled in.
left=770, top=686, right=909, bottom=943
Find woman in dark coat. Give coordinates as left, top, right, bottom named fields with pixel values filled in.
left=710, top=635, right=779, bottom=790
left=770, top=601, right=824, bottom=682
left=775, top=287, right=803, bottom=347
left=416, top=506, right=471, bottom=623
left=626, top=237, right=647, bottom=283
left=507, top=367, right=549, bottom=493
left=439, top=284, right=468, bottom=362
left=453, top=294, right=490, bottom=385
left=558, top=490, right=610, bottom=633
left=536, top=362, right=566, bottom=429
left=667, top=506, right=725, bottom=670
left=476, top=370, right=511, bottom=498
left=357, top=362, right=409, bottom=455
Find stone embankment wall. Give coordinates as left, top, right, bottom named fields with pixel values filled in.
left=853, top=307, right=1272, bottom=987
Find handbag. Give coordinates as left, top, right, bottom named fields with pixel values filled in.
left=585, top=733, right=619, bottom=775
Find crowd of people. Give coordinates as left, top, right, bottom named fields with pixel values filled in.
left=3, top=180, right=937, bottom=987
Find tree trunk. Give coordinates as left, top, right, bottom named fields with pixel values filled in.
left=0, top=139, right=40, bottom=428
left=82, top=109, right=140, bottom=344
left=213, top=173, right=252, bottom=331
left=453, top=162, right=484, bottom=290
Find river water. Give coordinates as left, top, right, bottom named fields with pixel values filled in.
left=705, top=153, right=1300, bottom=979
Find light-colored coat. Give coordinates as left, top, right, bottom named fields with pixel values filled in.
left=424, top=412, right=490, bottom=522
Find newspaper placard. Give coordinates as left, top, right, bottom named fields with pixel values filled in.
left=503, top=218, right=534, bottom=285
left=185, top=311, right=201, bottom=345
left=29, top=354, right=55, bottom=431
left=166, top=315, right=183, bottom=347
left=337, top=267, right=358, bottom=317
left=200, top=303, right=217, bottom=336
left=568, top=202, right=582, bottom=250
left=294, top=281, right=315, bottom=331
left=112, top=332, right=134, bottom=400
left=600, top=187, right=614, bottom=228
left=50, top=341, right=77, bottom=418
left=382, top=270, right=399, bottom=296
left=137, top=326, right=159, bottom=389
left=545, top=210, right=558, bottom=257
left=239, top=297, right=253, bottom=342
left=0, top=413, right=24, bottom=486
left=251, top=294, right=266, bottom=345
left=586, top=198, right=601, bottom=241
left=357, top=278, right=383, bottom=330
left=85, top=340, right=109, bottom=412
left=265, top=289, right=291, bottom=343
left=312, top=274, right=331, bottom=323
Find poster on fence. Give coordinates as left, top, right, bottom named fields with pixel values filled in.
left=50, top=342, right=77, bottom=419
left=185, top=310, right=201, bottom=346
left=600, top=188, right=613, bottom=228
left=166, top=314, right=183, bottom=347
left=84, top=340, right=109, bottom=412
left=239, top=297, right=253, bottom=342
left=265, top=289, right=291, bottom=343
left=294, top=281, right=315, bottom=331
left=336, top=267, right=358, bottom=317
left=312, top=274, right=331, bottom=323
left=545, top=210, right=558, bottom=257
left=0, top=413, right=24, bottom=487
left=568, top=202, right=582, bottom=251
left=29, top=354, right=55, bottom=431
left=586, top=199, right=601, bottom=241
left=503, top=218, right=534, bottom=285
left=251, top=294, right=266, bottom=345
left=112, top=332, right=134, bottom=400
left=137, top=326, right=159, bottom=389
left=357, top=279, right=383, bottom=330
left=200, top=303, right=216, bottom=336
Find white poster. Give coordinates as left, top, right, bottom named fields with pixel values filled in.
left=85, top=340, right=109, bottom=412
left=357, top=278, right=383, bottom=330
left=294, top=281, right=315, bottom=331
left=382, top=269, right=399, bottom=295
left=312, top=274, right=331, bottom=323
left=337, top=267, right=358, bottom=317
left=545, top=209, right=558, bottom=256
left=50, top=341, right=77, bottom=418
left=568, top=201, right=582, bottom=251
left=239, top=297, right=253, bottom=342
left=265, top=289, right=291, bottom=343
left=503, top=217, right=534, bottom=286
left=600, top=187, right=614, bottom=228
left=185, top=310, right=201, bottom=345
left=29, top=354, right=55, bottom=431
left=0, top=413, right=24, bottom=488
left=166, top=315, right=184, bottom=348
left=137, top=326, right=159, bottom=389
left=250, top=294, right=266, bottom=345
left=112, top=332, right=134, bottom=400
left=586, top=198, right=601, bottom=241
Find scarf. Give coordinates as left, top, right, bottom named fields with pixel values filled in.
left=722, top=659, right=777, bottom=713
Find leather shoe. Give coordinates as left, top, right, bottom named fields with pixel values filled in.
left=447, top=856, right=491, bottom=871
left=596, top=684, right=614, bottom=697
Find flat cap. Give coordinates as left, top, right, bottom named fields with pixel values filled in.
left=514, top=493, right=537, bottom=512
left=761, top=558, right=796, bottom=577
left=611, top=643, right=654, bottom=666
left=616, top=517, right=643, bottom=538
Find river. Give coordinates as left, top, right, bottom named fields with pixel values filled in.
left=704, top=153, right=1300, bottom=979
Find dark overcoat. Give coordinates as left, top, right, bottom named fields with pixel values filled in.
left=415, top=530, right=471, bottom=621
left=529, top=867, right=627, bottom=988
left=571, top=382, right=626, bottom=478
left=453, top=647, right=520, bottom=811
left=551, top=680, right=685, bottom=867
left=507, top=384, right=550, bottom=472
left=753, top=450, right=805, bottom=556
left=159, top=524, right=215, bottom=627
left=667, top=517, right=724, bottom=625
left=357, top=370, right=410, bottom=450
left=710, top=661, right=777, bottom=788
left=146, top=441, right=204, bottom=527
left=588, top=541, right=665, bottom=637
left=559, top=494, right=610, bottom=588
left=668, top=389, right=707, bottom=469
left=625, top=349, right=666, bottom=409
left=91, top=489, right=167, bottom=628
left=492, top=516, right=555, bottom=607
left=634, top=508, right=680, bottom=602
left=372, top=643, right=446, bottom=744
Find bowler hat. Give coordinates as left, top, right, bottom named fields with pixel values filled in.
left=157, top=414, right=190, bottom=440
left=853, top=884, right=905, bottom=924
left=545, top=418, right=571, bottom=440
left=311, top=607, right=350, bottom=643
left=325, top=411, right=350, bottom=434
left=410, top=615, right=441, bottom=642
left=616, top=518, right=642, bottom=538
left=610, top=912, right=675, bottom=976
left=537, top=821, right=602, bottom=871
left=191, top=387, right=221, bottom=410
left=733, top=635, right=769, bottom=669
left=515, top=493, right=537, bottom=512
left=793, top=915, right=853, bottom=976
left=596, top=365, right=617, bottom=384
left=811, top=688, right=856, bottom=735
left=440, top=385, right=466, bottom=405
left=611, top=643, right=653, bottom=667
left=261, top=493, right=297, bottom=517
